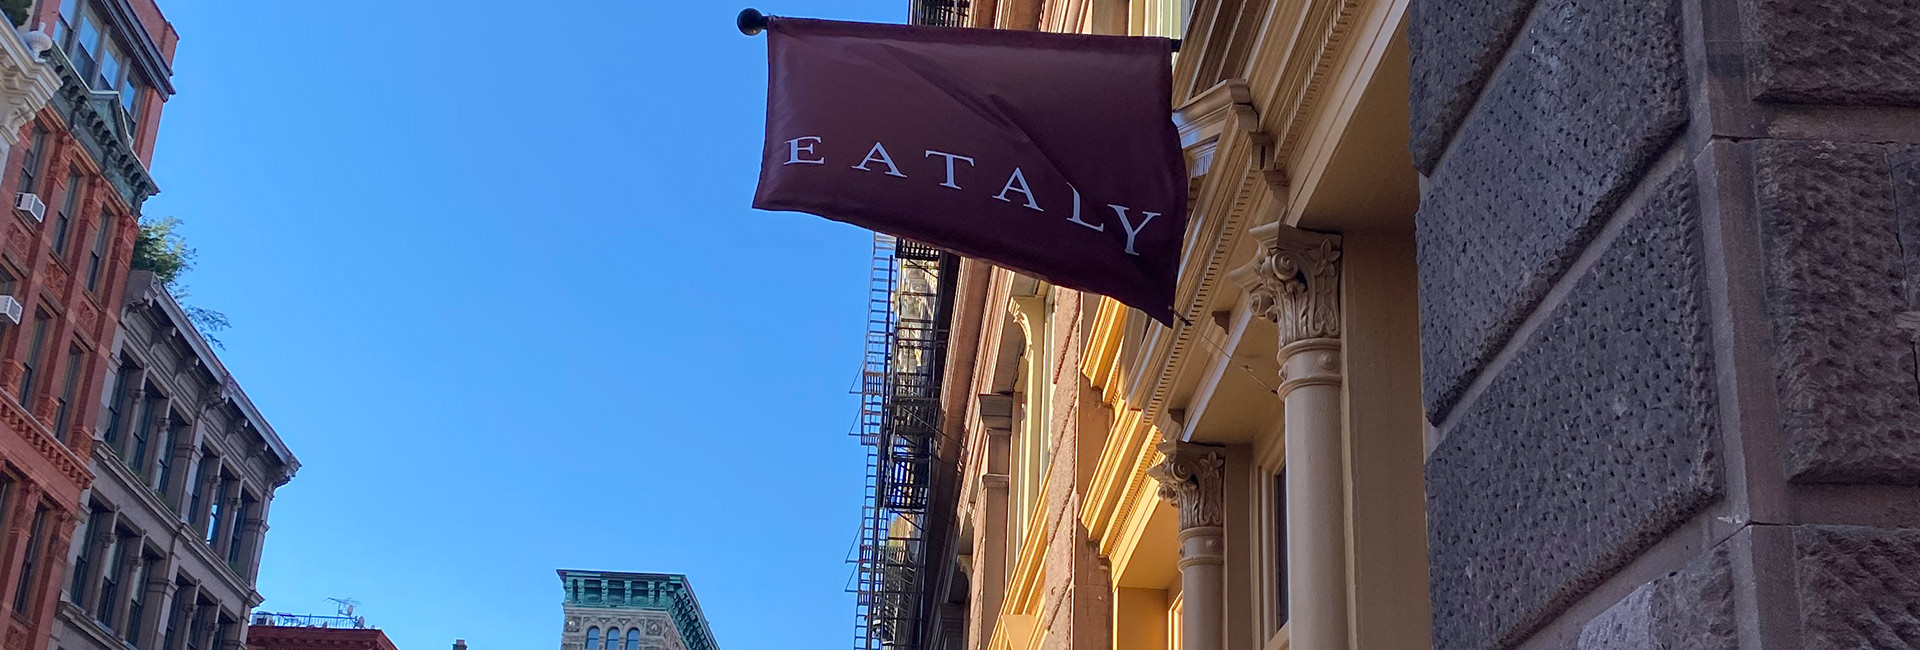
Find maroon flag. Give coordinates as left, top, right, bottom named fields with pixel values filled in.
left=753, top=18, right=1187, bottom=324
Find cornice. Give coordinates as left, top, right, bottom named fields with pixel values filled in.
left=43, top=47, right=157, bottom=210
left=0, top=27, right=58, bottom=147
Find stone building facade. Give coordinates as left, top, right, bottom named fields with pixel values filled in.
left=871, top=0, right=1920, bottom=649
left=555, top=571, right=718, bottom=650
left=53, top=268, right=297, bottom=650
left=0, top=0, right=174, bottom=648
left=891, top=2, right=1430, bottom=650
left=1412, top=0, right=1920, bottom=647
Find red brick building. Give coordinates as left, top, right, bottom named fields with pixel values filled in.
left=0, top=0, right=173, bottom=648
left=247, top=626, right=404, bottom=650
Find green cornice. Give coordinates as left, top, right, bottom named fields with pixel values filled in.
left=557, top=570, right=720, bottom=650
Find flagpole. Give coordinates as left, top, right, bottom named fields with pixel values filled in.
left=734, top=8, right=1181, bottom=51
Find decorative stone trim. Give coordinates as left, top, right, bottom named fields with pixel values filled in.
left=1229, top=221, right=1342, bottom=347
left=1148, top=440, right=1226, bottom=529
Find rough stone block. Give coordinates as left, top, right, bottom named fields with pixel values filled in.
left=1751, top=0, right=1920, bottom=106
left=1426, top=169, right=1720, bottom=650
left=1415, top=0, right=1688, bottom=420
left=1406, top=0, right=1537, bottom=172
left=1794, top=525, right=1920, bottom=647
left=1571, top=545, right=1736, bottom=650
left=1755, top=142, right=1920, bottom=484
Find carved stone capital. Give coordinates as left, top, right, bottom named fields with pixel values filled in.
left=1229, top=222, right=1342, bottom=347
left=1148, top=440, right=1226, bottom=530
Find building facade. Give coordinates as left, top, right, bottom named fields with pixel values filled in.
left=868, top=0, right=1920, bottom=649
left=0, top=0, right=174, bottom=648
left=53, top=268, right=298, bottom=650
left=245, top=626, right=400, bottom=650
left=555, top=571, right=718, bottom=650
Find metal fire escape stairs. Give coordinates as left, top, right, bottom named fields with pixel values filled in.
left=851, top=235, right=948, bottom=650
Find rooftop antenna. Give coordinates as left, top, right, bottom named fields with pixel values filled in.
left=326, top=597, right=360, bottom=619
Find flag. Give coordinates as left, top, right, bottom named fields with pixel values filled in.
left=752, top=18, right=1187, bottom=324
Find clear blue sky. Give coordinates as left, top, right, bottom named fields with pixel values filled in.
left=141, top=2, right=905, bottom=648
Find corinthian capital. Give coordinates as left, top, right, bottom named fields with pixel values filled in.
left=1229, top=222, right=1342, bottom=346
left=1148, top=440, right=1225, bottom=529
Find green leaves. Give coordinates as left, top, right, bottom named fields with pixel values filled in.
left=132, top=216, right=231, bottom=349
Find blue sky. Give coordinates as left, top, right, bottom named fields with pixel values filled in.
left=141, top=2, right=904, bottom=648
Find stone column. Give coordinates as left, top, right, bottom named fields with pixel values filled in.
left=137, top=561, right=177, bottom=650
left=1148, top=441, right=1226, bottom=650
left=1230, top=223, right=1348, bottom=650
left=969, top=427, right=1011, bottom=650
left=162, top=420, right=198, bottom=505
left=175, top=588, right=200, bottom=650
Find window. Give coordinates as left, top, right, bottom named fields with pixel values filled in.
left=53, top=0, right=79, bottom=43
left=226, top=494, right=251, bottom=567
left=63, top=5, right=105, bottom=85
left=586, top=626, right=601, bottom=650
left=205, top=474, right=229, bottom=545
left=155, top=421, right=178, bottom=499
left=70, top=507, right=102, bottom=603
left=103, top=361, right=131, bottom=445
left=126, top=554, right=153, bottom=646
left=54, top=345, right=84, bottom=441
left=52, top=170, right=79, bottom=255
left=18, top=126, right=45, bottom=194
left=188, top=456, right=212, bottom=528
left=626, top=628, right=639, bottom=650
left=606, top=628, right=622, bottom=650
left=1273, top=471, right=1288, bottom=629
left=130, top=389, right=154, bottom=473
left=607, top=580, right=623, bottom=605
left=87, top=211, right=113, bottom=291
left=19, top=310, right=49, bottom=402
left=96, top=532, right=122, bottom=625
left=12, top=504, right=47, bottom=613
left=586, top=580, right=601, bottom=602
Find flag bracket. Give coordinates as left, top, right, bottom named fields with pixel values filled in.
left=735, top=8, right=1181, bottom=51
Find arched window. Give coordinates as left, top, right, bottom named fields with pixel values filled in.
left=606, top=628, right=622, bottom=650
left=586, top=626, right=600, bottom=649
left=626, top=628, right=640, bottom=649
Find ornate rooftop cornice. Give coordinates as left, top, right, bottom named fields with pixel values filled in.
left=44, top=46, right=158, bottom=210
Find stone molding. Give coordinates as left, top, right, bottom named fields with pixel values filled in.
left=0, top=27, right=56, bottom=148
left=1148, top=440, right=1226, bottom=529
left=1230, top=222, right=1342, bottom=348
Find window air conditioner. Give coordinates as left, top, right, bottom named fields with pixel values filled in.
left=14, top=192, right=44, bottom=223
left=0, top=296, right=22, bottom=325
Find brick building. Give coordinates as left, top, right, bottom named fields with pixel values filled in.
left=246, top=626, right=401, bottom=650
left=0, top=0, right=174, bottom=648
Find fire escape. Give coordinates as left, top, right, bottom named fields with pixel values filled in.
left=853, top=9, right=966, bottom=650
left=852, top=235, right=949, bottom=650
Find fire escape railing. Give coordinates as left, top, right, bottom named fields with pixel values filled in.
left=852, top=235, right=951, bottom=650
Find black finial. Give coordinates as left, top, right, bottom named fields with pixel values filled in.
left=738, top=8, right=769, bottom=36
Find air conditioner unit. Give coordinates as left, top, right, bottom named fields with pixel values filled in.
left=14, top=192, right=44, bottom=223
left=0, top=296, right=23, bottom=325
